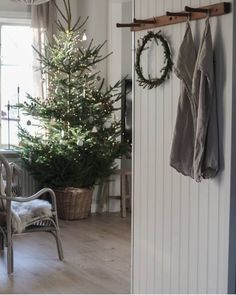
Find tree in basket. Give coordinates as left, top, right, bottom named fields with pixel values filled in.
left=17, top=0, right=128, bottom=220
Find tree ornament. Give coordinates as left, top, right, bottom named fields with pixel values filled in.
left=91, top=126, right=98, bottom=133
left=135, top=30, right=173, bottom=89
left=103, top=120, right=112, bottom=129
left=55, top=86, right=62, bottom=95
left=77, top=138, right=84, bottom=146
left=27, top=120, right=31, bottom=126
left=96, top=75, right=101, bottom=81
left=63, top=58, right=70, bottom=66
left=50, top=117, right=56, bottom=125
left=88, top=116, right=93, bottom=123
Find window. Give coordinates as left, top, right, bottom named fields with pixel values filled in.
left=0, top=22, right=33, bottom=149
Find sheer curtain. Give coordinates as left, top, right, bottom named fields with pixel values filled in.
left=31, top=0, right=56, bottom=99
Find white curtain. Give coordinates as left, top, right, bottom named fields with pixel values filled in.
left=31, top=0, right=56, bottom=99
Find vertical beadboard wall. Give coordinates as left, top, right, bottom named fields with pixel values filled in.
left=132, top=0, right=235, bottom=293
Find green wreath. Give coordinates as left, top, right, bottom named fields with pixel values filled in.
left=135, top=31, right=173, bottom=89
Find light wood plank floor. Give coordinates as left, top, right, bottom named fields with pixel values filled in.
left=0, top=213, right=131, bottom=294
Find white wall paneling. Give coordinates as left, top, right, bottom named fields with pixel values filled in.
left=132, top=0, right=235, bottom=293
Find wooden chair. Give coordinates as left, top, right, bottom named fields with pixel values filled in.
left=99, top=169, right=131, bottom=217
left=0, top=153, right=63, bottom=274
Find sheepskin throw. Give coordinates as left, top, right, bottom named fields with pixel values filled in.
left=11, top=199, right=52, bottom=233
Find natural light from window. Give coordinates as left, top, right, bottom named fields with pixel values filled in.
left=1, top=24, right=33, bottom=149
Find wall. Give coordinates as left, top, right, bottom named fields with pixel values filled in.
left=121, top=1, right=132, bottom=79
left=107, top=0, right=132, bottom=85
left=132, top=0, right=235, bottom=293
left=107, top=0, right=132, bottom=210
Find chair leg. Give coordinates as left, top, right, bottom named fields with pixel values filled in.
left=52, top=215, right=64, bottom=261
left=7, top=240, right=13, bottom=274
left=55, top=229, right=64, bottom=261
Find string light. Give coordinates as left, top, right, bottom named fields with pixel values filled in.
left=82, top=32, right=87, bottom=41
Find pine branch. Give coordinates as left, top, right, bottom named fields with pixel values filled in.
left=98, top=79, right=105, bottom=91
left=63, top=0, right=69, bottom=19
left=77, top=16, right=89, bottom=31
left=71, top=16, right=81, bottom=32
left=53, top=0, right=68, bottom=24
left=55, top=19, right=66, bottom=32
left=65, top=0, right=72, bottom=30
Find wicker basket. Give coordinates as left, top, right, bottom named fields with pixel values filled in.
left=54, top=187, right=93, bottom=220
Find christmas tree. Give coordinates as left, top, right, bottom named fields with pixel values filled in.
left=17, top=0, right=127, bottom=189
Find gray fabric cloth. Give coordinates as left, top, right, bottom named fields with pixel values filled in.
left=192, top=18, right=219, bottom=181
left=170, top=18, right=219, bottom=181
left=170, top=22, right=197, bottom=177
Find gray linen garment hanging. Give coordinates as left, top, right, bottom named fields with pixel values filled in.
left=192, top=17, right=219, bottom=181
left=170, top=22, right=197, bottom=177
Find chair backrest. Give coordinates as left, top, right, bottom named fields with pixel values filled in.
left=0, top=154, right=12, bottom=225
left=0, top=154, right=12, bottom=195
left=0, top=173, right=6, bottom=209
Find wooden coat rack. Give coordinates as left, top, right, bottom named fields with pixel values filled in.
left=116, top=2, right=231, bottom=31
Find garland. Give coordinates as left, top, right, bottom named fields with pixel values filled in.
left=135, top=31, right=173, bottom=89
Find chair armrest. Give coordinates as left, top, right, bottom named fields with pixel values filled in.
left=0, top=188, right=57, bottom=210
left=9, top=162, right=22, bottom=176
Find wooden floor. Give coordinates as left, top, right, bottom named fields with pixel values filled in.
left=0, top=213, right=131, bottom=294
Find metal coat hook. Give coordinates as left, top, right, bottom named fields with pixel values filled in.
left=116, top=23, right=141, bottom=28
